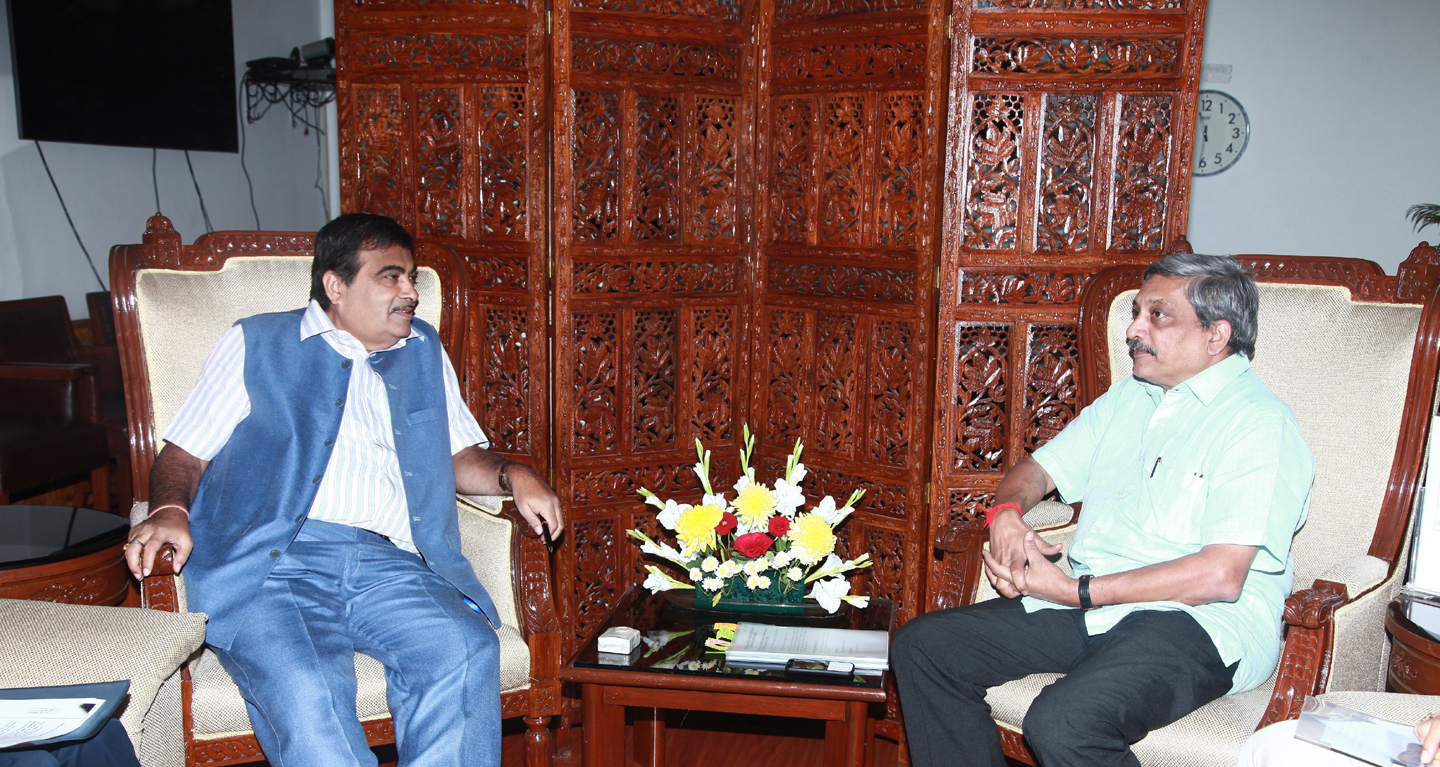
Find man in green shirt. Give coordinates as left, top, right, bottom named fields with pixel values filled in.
left=893, top=254, right=1314, bottom=767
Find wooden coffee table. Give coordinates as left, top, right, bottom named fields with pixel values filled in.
left=561, top=587, right=893, bottom=767
left=0, top=504, right=132, bottom=606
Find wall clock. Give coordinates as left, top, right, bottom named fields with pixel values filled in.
left=1193, top=90, right=1250, bottom=176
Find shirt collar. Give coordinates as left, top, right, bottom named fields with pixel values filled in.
left=1138, top=352, right=1250, bottom=406
left=300, top=299, right=421, bottom=353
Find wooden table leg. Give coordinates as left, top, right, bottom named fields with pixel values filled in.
left=825, top=700, right=869, bottom=767
left=634, top=706, right=665, bottom=767
left=581, top=684, right=626, bottom=767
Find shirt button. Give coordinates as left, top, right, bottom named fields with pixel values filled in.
left=412, top=516, right=421, bottom=522
left=324, top=438, right=334, bottom=447
left=335, top=398, right=345, bottom=407
left=295, top=514, right=306, bottom=523
left=341, top=360, right=352, bottom=369
left=269, top=550, right=281, bottom=559
left=313, top=475, right=322, bottom=484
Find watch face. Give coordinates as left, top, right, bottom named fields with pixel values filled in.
left=1194, top=90, right=1249, bottom=177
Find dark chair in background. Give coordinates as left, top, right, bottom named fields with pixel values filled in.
left=0, top=296, right=121, bottom=511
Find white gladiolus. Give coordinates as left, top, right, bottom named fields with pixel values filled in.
left=704, top=493, right=729, bottom=509
left=809, top=576, right=852, bottom=613
left=841, top=595, right=871, bottom=608
left=642, top=566, right=690, bottom=593
left=772, top=478, right=805, bottom=518
left=657, top=499, right=689, bottom=531
left=815, top=496, right=851, bottom=527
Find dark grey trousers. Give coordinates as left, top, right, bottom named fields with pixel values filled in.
left=892, top=597, right=1236, bottom=767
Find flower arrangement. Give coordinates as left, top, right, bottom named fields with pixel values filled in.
left=627, top=426, right=872, bottom=613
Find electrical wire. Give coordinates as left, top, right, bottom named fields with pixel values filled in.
left=151, top=148, right=162, bottom=214
left=34, top=142, right=106, bottom=291
left=238, top=81, right=261, bottom=229
left=312, top=103, right=330, bottom=221
left=184, top=150, right=215, bottom=233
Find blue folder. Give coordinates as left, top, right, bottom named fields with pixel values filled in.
left=0, top=680, right=130, bottom=749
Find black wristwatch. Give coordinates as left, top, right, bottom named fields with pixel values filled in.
left=497, top=460, right=514, bottom=494
left=1078, top=575, right=1094, bottom=610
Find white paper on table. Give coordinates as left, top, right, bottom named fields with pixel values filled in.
left=1295, top=696, right=1424, bottom=767
left=0, top=697, right=106, bottom=749
left=725, top=623, right=889, bottom=670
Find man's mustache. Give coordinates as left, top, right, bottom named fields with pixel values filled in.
left=391, top=301, right=418, bottom=314
left=1126, top=337, right=1156, bottom=356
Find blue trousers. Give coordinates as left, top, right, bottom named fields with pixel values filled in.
left=212, top=520, right=499, bottom=767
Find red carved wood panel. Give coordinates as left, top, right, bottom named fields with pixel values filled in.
left=750, top=0, right=949, bottom=627
left=927, top=0, right=1208, bottom=611
left=336, top=0, right=552, bottom=474
left=551, top=0, right=753, bottom=651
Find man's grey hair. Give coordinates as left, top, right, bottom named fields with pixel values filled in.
left=1142, top=253, right=1259, bottom=360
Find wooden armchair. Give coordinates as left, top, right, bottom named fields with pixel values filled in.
left=933, top=248, right=1440, bottom=765
left=112, top=215, right=562, bottom=767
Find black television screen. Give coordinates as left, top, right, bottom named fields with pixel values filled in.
left=7, top=0, right=237, bottom=153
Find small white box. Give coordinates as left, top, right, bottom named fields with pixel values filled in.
left=598, top=626, right=641, bottom=654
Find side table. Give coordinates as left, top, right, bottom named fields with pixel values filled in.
left=0, top=505, right=132, bottom=606
left=561, top=587, right=894, bottom=767
left=1386, top=597, right=1440, bottom=694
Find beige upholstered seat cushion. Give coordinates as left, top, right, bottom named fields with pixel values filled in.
left=133, top=257, right=443, bottom=440
left=0, top=599, right=207, bottom=742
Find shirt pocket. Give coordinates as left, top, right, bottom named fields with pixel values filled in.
left=406, top=407, right=445, bottom=426
left=1146, top=462, right=1207, bottom=544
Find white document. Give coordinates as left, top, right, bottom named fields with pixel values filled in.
left=1295, top=696, right=1423, bottom=766
left=0, top=697, right=105, bottom=749
left=725, top=623, right=889, bottom=671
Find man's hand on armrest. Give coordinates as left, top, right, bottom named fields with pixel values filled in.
left=126, top=443, right=205, bottom=579
left=453, top=446, right=565, bottom=539
left=984, top=456, right=1061, bottom=598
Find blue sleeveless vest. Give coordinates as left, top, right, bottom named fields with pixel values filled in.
left=183, top=310, right=499, bottom=650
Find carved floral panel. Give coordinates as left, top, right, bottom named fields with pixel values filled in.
left=692, top=307, right=734, bottom=444
left=976, top=0, right=1181, bottom=8
left=571, top=517, right=619, bottom=644
left=571, top=458, right=738, bottom=505
left=1024, top=323, right=1080, bottom=452
left=953, top=323, right=1009, bottom=472
left=972, top=38, right=1181, bottom=76
left=964, top=94, right=1024, bottom=251
left=815, top=312, right=859, bottom=456
left=571, top=39, right=741, bottom=80
left=573, top=0, right=742, bottom=20
left=958, top=272, right=1092, bottom=304
left=766, top=309, right=810, bottom=447
left=352, top=33, right=527, bottom=71
left=478, top=86, right=527, bottom=238
left=772, top=97, right=814, bottom=244
left=572, top=312, right=619, bottom=456
left=821, top=94, right=868, bottom=245
left=776, top=0, right=927, bottom=22
left=482, top=308, right=532, bottom=453
left=867, top=319, right=913, bottom=468
left=354, top=85, right=405, bottom=221
left=466, top=254, right=528, bottom=291
left=772, top=41, right=928, bottom=82
left=863, top=524, right=907, bottom=607
left=693, top=96, right=737, bottom=243
left=878, top=93, right=923, bottom=249
left=1110, top=94, right=1172, bottom=252
left=767, top=260, right=918, bottom=302
left=1037, top=94, right=1096, bottom=253
left=416, top=86, right=465, bottom=238
left=573, top=91, right=621, bottom=241
left=631, top=309, right=678, bottom=451
left=799, top=463, right=911, bottom=520
left=571, top=260, right=738, bottom=294
left=635, top=94, right=682, bottom=242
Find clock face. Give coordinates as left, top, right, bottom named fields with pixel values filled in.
left=1194, top=90, right=1249, bottom=177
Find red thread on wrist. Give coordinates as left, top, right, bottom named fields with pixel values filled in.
left=984, top=503, right=1023, bottom=527
left=148, top=503, right=190, bottom=520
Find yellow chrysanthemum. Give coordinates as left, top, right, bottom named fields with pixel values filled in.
left=731, top=483, right=777, bottom=529
left=787, top=512, right=836, bottom=565
left=675, top=504, right=725, bottom=554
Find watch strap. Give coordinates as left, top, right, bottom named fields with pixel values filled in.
left=1078, top=575, right=1094, bottom=610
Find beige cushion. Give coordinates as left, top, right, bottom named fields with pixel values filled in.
left=0, top=599, right=207, bottom=743
left=133, top=257, right=443, bottom=441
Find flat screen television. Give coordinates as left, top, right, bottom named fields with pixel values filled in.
left=7, top=0, right=238, bottom=153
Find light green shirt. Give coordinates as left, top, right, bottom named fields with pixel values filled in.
left=1028, top=352, right=1314, bottom=693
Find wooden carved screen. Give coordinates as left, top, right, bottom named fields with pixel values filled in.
left=926, top=0, right=1208, bottom=609
left=749, top=0, right=948, bottom=630
left=550, top=0, right=753, bottom=650
left=335, top=0, right=552, bottom=479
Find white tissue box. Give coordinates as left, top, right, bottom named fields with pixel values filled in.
left=598, top=626, right=641, bottom=654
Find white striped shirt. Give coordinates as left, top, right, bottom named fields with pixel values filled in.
left=164, top=300, right=487, bottom=552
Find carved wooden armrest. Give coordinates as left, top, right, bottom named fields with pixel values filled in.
left=139, top=543, right=183, bottom=613
left=1258, top=579, right=1350, bottom=727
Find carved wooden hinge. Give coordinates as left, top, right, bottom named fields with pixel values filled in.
left=924, top=482, right=933, bottom=503
left=546, top=10, right=553, bottom=34
left=946, top=14, right=953, bottom=40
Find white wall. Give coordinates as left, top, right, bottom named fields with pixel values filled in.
left=1189, top=0, right=1440, bottom=275
left=0, top=0, right=333, bottom=318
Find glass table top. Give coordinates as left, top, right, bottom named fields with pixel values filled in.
left=0, top=505, right=128, bottom=570
left=568, top=588, right=895, bottom=690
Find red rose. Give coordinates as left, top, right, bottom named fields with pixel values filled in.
left=733, top=532, right=774, bottom=558
left=768, top=516, right=791, bottom=537
left=716, top=512, right=738, bottom=535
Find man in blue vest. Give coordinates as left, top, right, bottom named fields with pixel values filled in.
left=123, top=213, right=563, bottom=767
